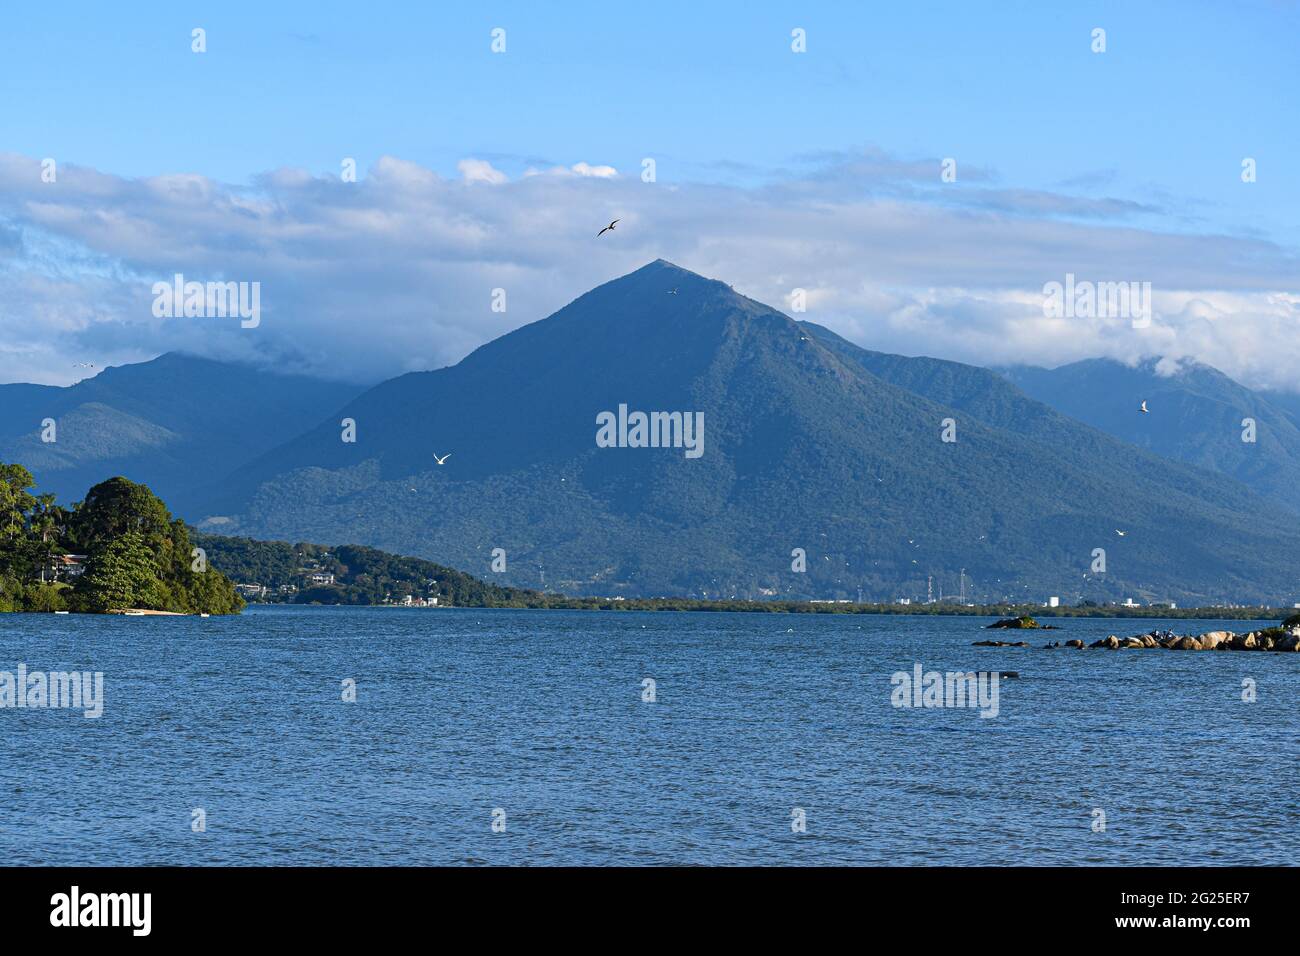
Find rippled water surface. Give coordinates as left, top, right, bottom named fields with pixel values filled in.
left=1, top=607, right=1295, bottom=865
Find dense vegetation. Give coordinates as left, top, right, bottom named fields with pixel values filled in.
left=194, top=534, right=536, bottom=607
left=0, top=462, right=242, bottom=614
left=4, top=453, right=1285, bottom=620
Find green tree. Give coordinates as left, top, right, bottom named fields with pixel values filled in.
left=0, top=464, right=37, bottom=564
left=77, top=531, right=161, bottom=611
left=25, top=582, right=69, bottom=612
left=70, top=476, right=172, bottom=554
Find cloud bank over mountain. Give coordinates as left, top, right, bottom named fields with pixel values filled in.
left=1, top=149, right=1296, bottom=389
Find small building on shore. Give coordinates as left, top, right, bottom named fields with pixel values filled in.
left=44, top=554, right=87, bottom=583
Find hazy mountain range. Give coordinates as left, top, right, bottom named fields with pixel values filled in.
left=4, top=261, right=1299, bottom=604
left=0, top=354, right=360, bottom=515
left=999, top=358, right=1300, bottom=514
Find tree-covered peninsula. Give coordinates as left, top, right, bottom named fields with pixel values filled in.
left=0, top=462, right=242, bottom=614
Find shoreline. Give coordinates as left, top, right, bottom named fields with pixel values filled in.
left=13, top=601, right=1298, bottom=622
left=240, top=600, right=1293, bottom=621
left=106, top=608, right=192, bottom=616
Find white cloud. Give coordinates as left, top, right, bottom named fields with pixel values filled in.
left=523, top=161, right=619, bottom=179
left=0, top=150, right=1296, bottom=393
left=456, top=158, right=507, bottom=184
left=569, top=162, right=618, bottom=178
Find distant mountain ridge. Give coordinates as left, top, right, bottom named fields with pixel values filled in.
left=0, top=353, right=362, bottom=513
left=998, top=357, right=1300, bottom=513
left=182, top=260, right=1300, bottom=605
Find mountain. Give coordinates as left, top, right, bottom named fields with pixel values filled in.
left=0, top=354, right=362, bottom=514
left=1252, top=389, right=1300, bottom=429
left=998, top=358, right=1300, bottom=513
left=192, top=260, right=1300, bottom=605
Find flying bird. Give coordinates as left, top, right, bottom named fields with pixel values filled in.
left=433, top=453, right=451, bottom=465
left=1139, top=401, right=1149, bottom=413
left=596, top=219, right=619, bottom=237
left=666, top=287, right=678, bottom=295
left=1115, top=529, right=1127, bottom=537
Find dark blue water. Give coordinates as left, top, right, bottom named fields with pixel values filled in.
left=0, top=607, right=1294, bottom=865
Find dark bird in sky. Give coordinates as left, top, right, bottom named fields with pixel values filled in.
left=597, top=219, right=619, bottom=237
left=666, top=287, right=678, bottom=294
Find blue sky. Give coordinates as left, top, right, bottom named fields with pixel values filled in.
left=1, top=1, right=1297, bottom=386
left=4, top=1, right=1296, bottom=234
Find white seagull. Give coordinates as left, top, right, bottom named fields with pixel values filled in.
left=1115, top=529, right=1127, bottom=537
left=1139, top=401, right=1149, bottom=413
left=597, top=219, right=619, bottom=237
left=666, top=287, right=678, bottom=295
left=433, top=453, right=451, bottom=465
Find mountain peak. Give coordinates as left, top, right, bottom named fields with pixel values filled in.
left=642, top=257, right=688, bottom=272
left=617, top=258, right=718, bottom=287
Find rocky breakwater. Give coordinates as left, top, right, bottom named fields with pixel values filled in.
left=1084, top=624, right=1300, bottom=652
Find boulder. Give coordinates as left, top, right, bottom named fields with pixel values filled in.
left=1171, top=636, right=1204, bottom=650
left=1198, top=631, right=1233, bottom=650
left=1279, top=633, right=1300, bottom=651
left=1123, top=638, right=1146, bottom=648
left=1065, top=639, right=1085, bottom=649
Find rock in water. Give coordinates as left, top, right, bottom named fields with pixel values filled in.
left=986, top=616, right=1059, bottom=630
left=1198, top=631, right=1233, bottom=650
